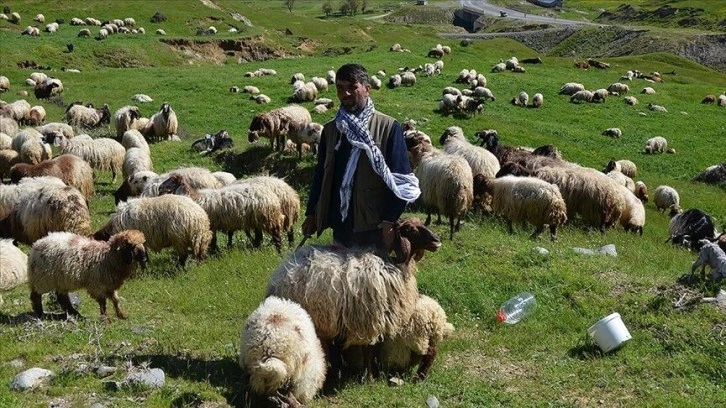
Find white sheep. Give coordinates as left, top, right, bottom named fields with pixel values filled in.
left=491, top=62, right=506, bottom=73
left=121, top=129, right=150, bottom=155
left=131, top=94, right=153, bottom=103
left=691, top=241, right=726, bottom=282
left=644, top=136, right=667, bottom=154
left=388, top=74, right=402, bottom=88
left=0, top=176, right=65, bottom=220
left=570, top=90, right=594, bottom=103
left=592, top=88, right=608, bottom=103
left=26, top=105, right=45, bottom=126
left=0, top=75, right=9, bottom=93
left=64, top=103, right=111, bottom=129
left=606, top=170, right=635, bottom=192
left=93, top=194, right=213, bottom=267
left=55, top=135, right=125, bottom=182
left=439, top=126, right=500, bottom=179
left=311, top=76, right=328, bottom=92
left=0, top=132, right=11, bottom=149
left=10, top=127, right=43, bottom=152
left=311, top=104, right=327, bottom=114
left=603, top=159, right=637, bottom=178
left=28, top=230, right=147, bottom=319
left=35, top=122, right=74, bottom=139
left=239, top=296, right=326, bottom=407
left=647, top=103, right=667, bottom=112
left=379, top=294, right=454, bottom=379
left=19, top=138, right=51, bottom=165
left=113, top=106, right=144, bottom=138
left=251, top=94, right=271, bottom=104
left=1, top=99, right=31, bottom=122
left=0, top=117, right=19, bottom=138
left=326, top=69, right=336, bottom=84
left=142, top=102, right=178, bottom=141
left=0, top=182, right=91, bottom=245
left=211, top=171, right=236, bottom=186
left=122, top=147, right=153, bottom=179
left=602, top=128, right=622, bottom=138
left=653, top=185, right=680, bottom=212
left=156, top=28, right=166, bottom=35
left=608, top=82, right=629, bottom=95
left=641, top=87, right=656, bottom=95
left=370, top=75, right=382, bottom=90
left=531, top=93, right=543, bottom=108
left=290, top=72, right=305, bottom=84
left=242, top=85, right=260, bottom=94
left=247, top=105, right=311, bottom=152
left=77, top=28, right=91, bottom=37
left=157, top=174, right=285, bottom=253
left=233, top=176, right=300, bottom=248
left=0, top=239, right=28, bottom=291
left=516, top=91, right=529, bottom=107
left=124, top=17, right=136, bottom=26
left=8, top=154, right=94, bottom=199
left=559, top=82, right=585, bottom=95
left=291, top=80, right=318, bottom=102
left=618, top=186, right=645, bottom=235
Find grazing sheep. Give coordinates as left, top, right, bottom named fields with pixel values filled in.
left=28, top=230, right=147, bottom=319
left=473, top=175, right=568, bottom=240
left=0, top=117, right=19, bottom=138
left=55, top=135, right=125, bottom=182
left=370, top=75, right=382, bottom=90
left=634, top=181, right=648, bottom=203
left=121, top=129, right=150, bottom=155
left=644, top=136, right=667, bottom=154
left=0, top=239, right=28, bottom=291
left=155, top=28, right=166, bottom=36
left=0, top=149, right=21, bottom=180
left=439, top=126, right=500, bottom=179
left=693, top=163, right=726, bottom=186
left=19, top=138, right=52, bottom=165
left=239, top=296, right=326, bottom=407
left=93, top=195, right=213, bottom=267
left=701, top=95, right=716, bottom=104
left=602, top=128, right=622, bottom=138
left=718, top=95, right=726, bottom=106
left=559, top=83, right=585, bottom=96
left=291, top=80, right=318, bottom=103
left=607, top=83, right=629, bottom=95
left=0, top=183, right=91, bottom=245
left=266, top=218, right=441, bottom=377
left=491, top=62, right=506, bottom=73
left=690, top=241, right=726, bottom=282
left=157, top=174, right=285, bottom=253
left=379, top=294, right=454, bottom=380
left=64, top=103, right=111, bottom=129
left=618, top=186, right=645, bottom=235
left=113, top=106, right=143, bottom=138
left=290, top=73, right=305, bottom=84
left=653, top=185, right=679, bottom=212
left=641, top=87, right=656, bottom=95
left=473, top=87, right=495, bottom=101
left=122, top=147, right=153, bottom=179
left=388, top=74, right=402, bottom=88
left=77, top=28, right=91, bottom=37
left=137, top=167, right=223, bottom=198
left=10, top=127, right=43, bottom=151
left=0, top=76, right=9, bottom=93
left=234, top=176, right=300, bottom=248
left=251, top=94, right=271, bottom=104
left=142, top=102, right=178, bottom=142
left=1, top=99, right=31, bottom=122
left=285, top=122, right=322, bottom=160
left=531, top=93, right=543, bottom=108
left=592, top=88, right=609, bottom=103
left=603, top=159, right=637, bottom=178
left=131, top=94, right=153, bottom=103
left=26, top=105, right=45, bottom=126
left=9, top=154, right=94, bottom=198
left=406, top=133, right=473, bottom=239
left=33, top=79, right=63, bottom=99
left=311, top=76, right=328, bottom=93
left=570, top=90, right=594, bottom=104
left=605, top=170, right=635, bottom=192
left=311, top=104, right=327, bottom=114
left=248, top=105, right=311, bottom=152
left=326, top=69, right=336, bottom=84
left=35, top=122, right=74, bottom=139
left=242, top=85, right=260, bottom=95
left=668, top=209, right=719, bottom=252
left=401, top=72, right=416, bottom=87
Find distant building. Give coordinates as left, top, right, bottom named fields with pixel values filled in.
left=528, top=0, right=563, bottom=8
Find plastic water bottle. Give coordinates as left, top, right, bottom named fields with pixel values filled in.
left=497, top=292, right=536, bottom=324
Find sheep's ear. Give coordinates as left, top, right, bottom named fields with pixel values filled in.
left=391, top=236, right=411, bottom=265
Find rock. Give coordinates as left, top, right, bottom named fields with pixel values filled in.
left=10, top=367, right=54, bottom=391
left=125, top=368, right=165, bottom=388
left=533, top=247, right=549, bottom=256
left=573, top=244, right=617, bottom=257
left=9, top=358, right=25, bottom=368
left=388, top=376, right=404, bottom=387
left=96, top=366, right=116, bottom=378
left=427, top=395, right=440, bottom=408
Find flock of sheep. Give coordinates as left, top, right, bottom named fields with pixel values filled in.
left=1, top=8, right=726, bottom=405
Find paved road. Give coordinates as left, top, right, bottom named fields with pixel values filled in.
left=460, top=0, right=600, bottom=26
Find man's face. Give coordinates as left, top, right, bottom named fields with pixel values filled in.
left=336, top=79, right=370, bottom=114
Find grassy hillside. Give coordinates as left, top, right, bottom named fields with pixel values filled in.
left=1, top=1, right=725, bottom=407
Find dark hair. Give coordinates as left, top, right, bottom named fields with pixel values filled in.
left=336, top=63, right=369, bottom=86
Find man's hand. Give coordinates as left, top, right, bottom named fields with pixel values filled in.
left=302, top=215, right=316, bottom=238
left=380, top=220, right=395, bottom=252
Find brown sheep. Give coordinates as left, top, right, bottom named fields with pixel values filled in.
left=701, top=95, right=716, bottom=104
left=9, top=154, right=95, bottom=199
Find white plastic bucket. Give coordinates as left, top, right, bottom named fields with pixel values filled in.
left=587, top=312, right=632, bottom=353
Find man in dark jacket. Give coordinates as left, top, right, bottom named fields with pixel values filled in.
left=302, top=63, right=420, bottom=250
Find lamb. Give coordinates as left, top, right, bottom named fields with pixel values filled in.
left=9, top=154, right=95, bottom=199
left=142, top=102, right=178, bottom=142
left=644, top=136, right=667, bottom=154
left=0, top=239, right=28, bottom=292
left=54, top=134, right=125, bottom=182
left=668, top=209, right=719, bottom=252
left=379, top=294, right=454, bottom=380
left=313, top=98, right=334, bottom=109
left=439, top=126, right=500, bottom=179
left=27, top=230, right=147, bottom=319
left=602, top=128, right=622, bottom=138
left=0, top=183, right=92, bottom=245
left=291, top=80, right=318, bottom=103
left=618, top=186, right=645, bottom=235
left=266, top=218, right=441, bottom=377
left=239, top=296, right=326, bottom=407
left=157, top=174, right=285, bottom=253
left=122, top=147, right=153, bottom=179
left=113, top=106, right=143, bottom=138
left=64, top=103, right=111, bottom=129
left=121, top=129, right=150, bottom=155
left=287, top=122, right=322, bottom=159
left=559, top=83, right=585, bottom=96
left=641, top=87, right=656, bottom=95
left=647, top=103, right=667, bottom=112
left=653, top=185, right=680, bottom=212
left=690, top=241, right=726, bottom=282
left=531, top=93, right=543, bottom=108
left=473, top=175, right=568, bottom=241
left=93, top=194, right=213, bottom=267
left=234, top=176, right=300, bottom=247
left=570, top=90, right=594, bottom=103
left=248, top=105, right=311, bottom=152
left=251, top=94, right=271, bottom=104
left=603, top=159, right=637, bottom=178
left=406, top=133, right=473, bottom=240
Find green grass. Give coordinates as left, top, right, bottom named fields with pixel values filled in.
left=1, top=1, right=726, bottom=407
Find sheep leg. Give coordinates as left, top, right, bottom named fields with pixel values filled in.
left=31, top=291, right=44, bottom=318
left=549, top=225, right=558, bottom=242
left=530, top=226, right=544, bottom=240
left=425, top=212, right=432, bottom=226
left=271, top=228, right=282, bottom=254
left=244, top=229, right=254, bottom=247
left=449, top=216, right=455, bottom=240
left=177, top=251, right=189, bottom=268
left=108, top=290, right=127, bottom=320
left=506, top=220, right=514, bottom=234
left=227, top=231, right=235, bottom=248
left=416, top=341, right=437, bottom=381
left=57, top=292, right=83, bottom=319
left=362, top=344, right=378, bottom=381
left=287, top=228, right=295, bottom=248
left=252, top=229, right=264, bottom=248
left=210, top=232, right=219, bottom=254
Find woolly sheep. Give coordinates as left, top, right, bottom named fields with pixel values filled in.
left=212, top=171, right=236, bottom=186
left=124, top=17, right=136, bottom=26
left=70, top=17, right=86, bottom=25
left=693, top=163, right=726, bottom=185
left=64, top=103, right=111, bottom=129
left=641, top=87, right=656, bottom=95
left=379, top=294, right=454, bottom=379
left=401, top=72, right=416, bottom=87
left=285, top=122, right=322, bottom=160
left=653, top=185, right=679, bottom=212
left=0, top=183, right=91, bottom=245
left=474, top=175, right=568, bottom=240
left=9, top=154, right=94, bottom=198
left=122, top=147, right=153, bottom=179
left=559, top=83, right=585, bottom=95
left=0, top=149, right=21, bottom=180
left=603, top=159, right=637, bottom=178
left=157, top=174, right=285, bottom=253
left=516, top=91, right=529, bottom=107
left=439, top=126, right=500, bottom=179
left=9, top=12, right=21, bottom=24
left=93, top=195, right=212, bottom=267
left=21, top=26, right=40, bottom=36
left=113, top=106, right=143, bottom=138
left=570, top=90, right=594, bottom=103
left=156, top=28, right=166, bottom=35
left=592, top=88, right=608, bottom=103
left=240, top=296, right=326, bottom=407
left=668, top=209, right=719, bottom=251
left=131, top=94, right=153, bottom=103
left=618, top=186, right=645, bottom=235
left=0, top=132, right=11, bottom=149
left=406, top=133, right=473, bottom=239
left=531, top=93, right=543, bottom=108
left=312, top=104, right=327, bottom=114
left=19, top=138, right=51, bottom=165
left=233, top=176, right=300, bottom=247
left=718, top=95, right=726, bottom=107
left=251, top=94, right=271, bottom=104
left=0, top=117, right=19, bottom=138
left=607, top=83, right=629, bottom=95
left=142, top=102, right=178, bottom=142
left=34, top=79, right=63, bottom=99
left=77, top=28, right=91, bottom=37
left=135, top=167, right=223, bottom=198
left=28, top=230, right=147, bottom=319
left=45, top=22, right=58, bottom=33
left=438, top=94, right=459, bottom=113
left=26, top=105, right=45, bottom=126
left=248, top=105, right=311, bottom=152
left=121, top=129, right=150, bottom=155
left=606, top=170, right=635, bottom=192
left=370, top=75, right=382, bottom=90
left=691, top=241, right=726, bottom=282
left=1, top=99, right=31, bottom=122
left=602, top=128, right=622, bottom=138
left=644, top=136, right=667, bottom=154
left=11, top=127, right=43, bottom=151
left=55, top=135, right=125, bottom=182
left=35, top=122, right=74, bottom=139
left=647, top=103, right=667, bottom=112
left=97, top=28, right=108, bottom=40
left=0, top=239, right=28, bottom=291
left=266, top=218, right=441, bottom=375
left=311, top=76, right=328, bottom=92
left=290, top=72, right=305, bottom=84
left=0, top=76, right=8, bottom=93
left=326, top=69, right=336, bottom=84
left=242, top=85, right=260, bottom=94
left=388, top=74, right=402, bottom=88
left=0, top=176, right=66, bottom=220
left=491, top=62, right=506, bottom=73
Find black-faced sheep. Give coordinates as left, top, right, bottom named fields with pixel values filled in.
left=239, top=296, right=326, bottom=407
left=190, top=129, right=234, bottom=155
left=602, top=128, right=622, bottom=138
left=33, top=80, right=62, bottom=99
left=28, top=230, right=147, bottom=319
left=667, top=208, right=719, bottom=252
left=64, top=102, right=111, bottom=129
left=247, top=105, right=311, bottom=152
left=693, top=163, right=726, bottom=186
left=142, top=102, right=178, bottom=142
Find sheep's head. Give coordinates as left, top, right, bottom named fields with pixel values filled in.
left=109, top=229, right=148, bottom=269
left=668, top=204, right=682, bottom=217
left=390, top=218, right=441, bottom=265
left=98, top=104, right=111, bottom=125
left=160, top=102, right=171, bottom=116
left=157, top=173, right=187, bottom=196
left=495, top=162, right=530, bottom=178
left=603, top=160, right=617, bottom=173
left=438, top=126, right=463, bottom=145
left=635, top=183, right=649, bottom=203
left=129, top=107, right=141, bottom=121
left=248, top=114, right=269, bottom=142
left=532, top=144, right=560, bottom=160
left=475, top=130, right=499, bottom=150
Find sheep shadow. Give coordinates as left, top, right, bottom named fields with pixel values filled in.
left=215, top=146, right=315, bottom=191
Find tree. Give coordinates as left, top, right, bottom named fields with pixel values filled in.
left=284, top=0, right=295, bottom=13
left=340, top=0, right=360, bottom=15
left=323, top=1, right=333, bottom=17
left=361, top=0, right=368, bottom=14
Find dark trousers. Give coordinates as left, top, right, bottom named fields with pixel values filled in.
left=332, top=227, right=383, bottom=250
